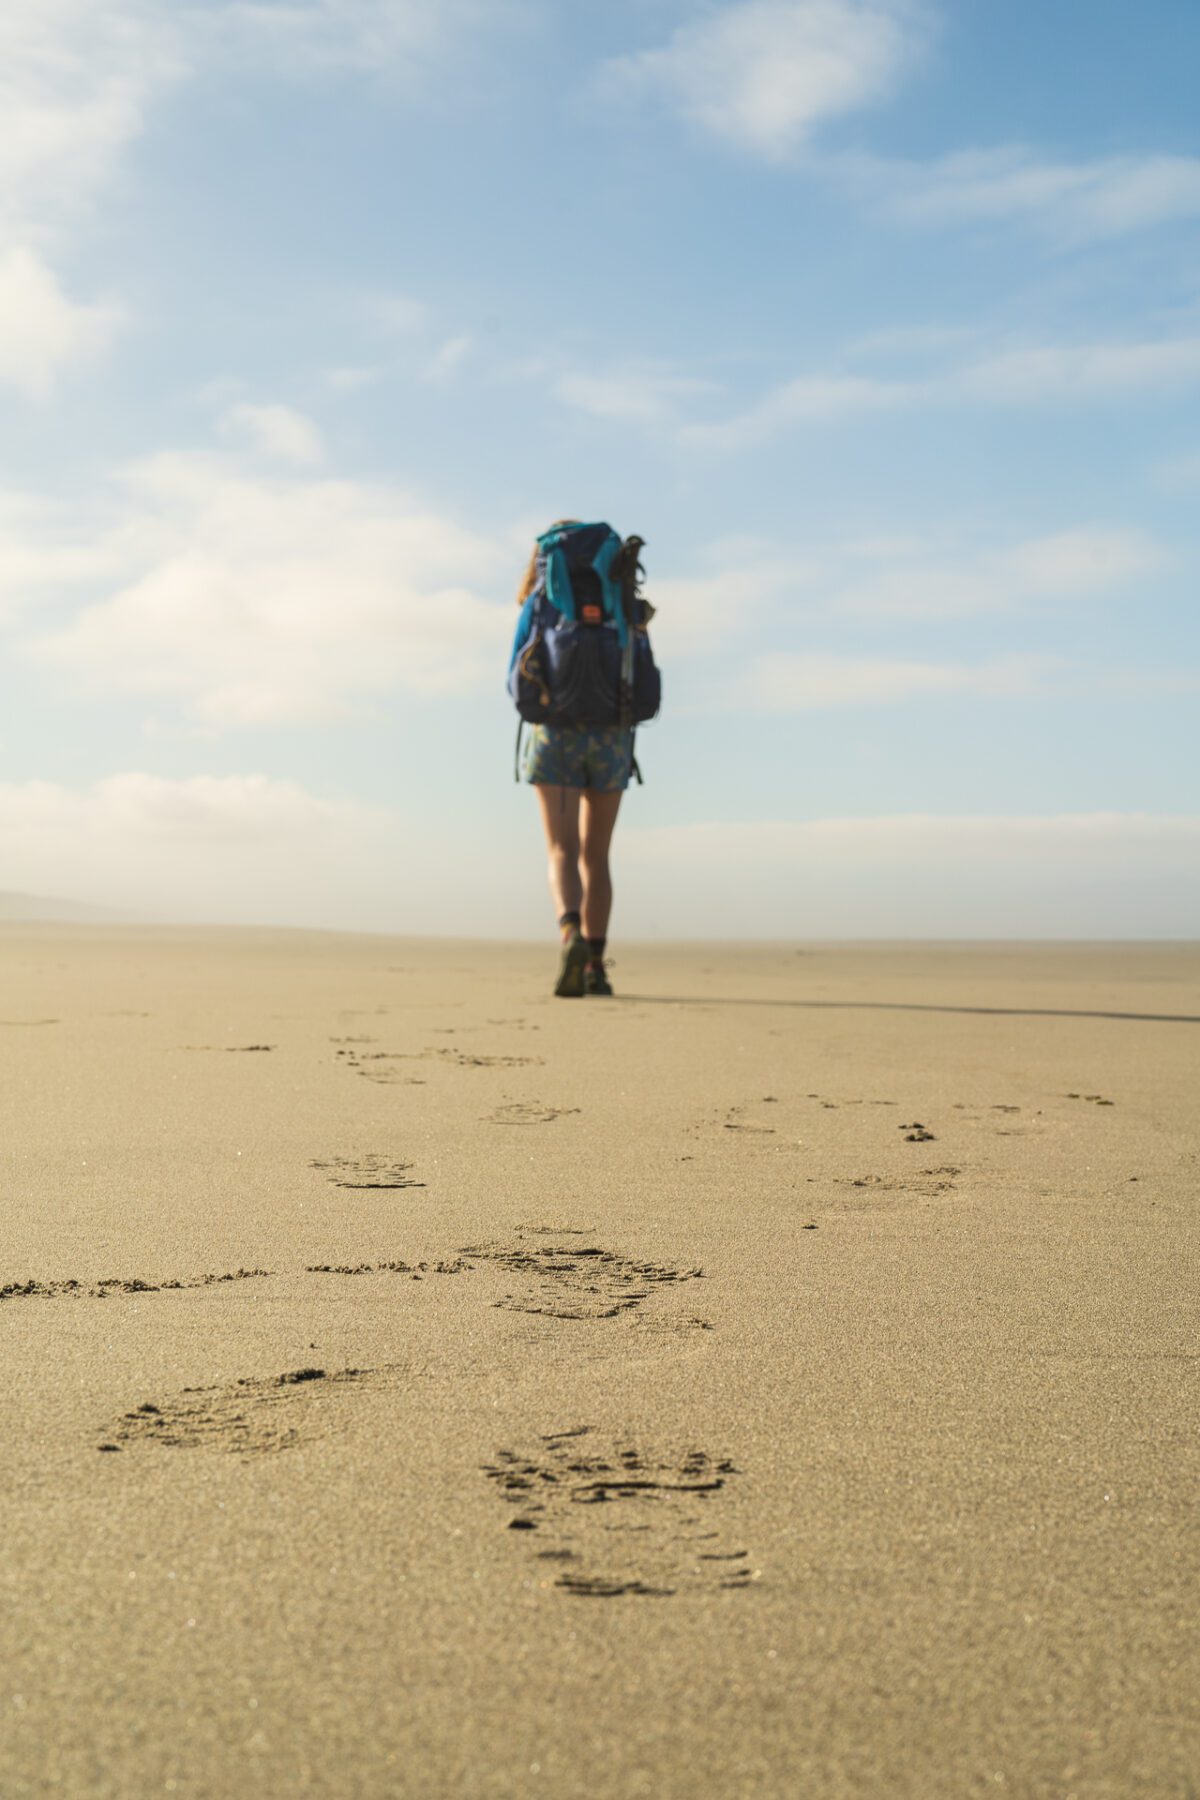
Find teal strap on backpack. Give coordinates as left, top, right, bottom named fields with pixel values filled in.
left=590, top=534, right=628, bottom=646
left=544, top=545, right=576, bottom=619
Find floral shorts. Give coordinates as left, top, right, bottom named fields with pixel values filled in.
left=522, top=724, right=635, bottom=793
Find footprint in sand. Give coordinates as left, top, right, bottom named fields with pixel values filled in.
left=459, top=1239, right=704, bottom=1322
left=335, top=1046, right=542, bottom=1083
left=827, top=1166, right=962, bottom=1210
left=97, top=1367, right=383, bottom=1458
left=333, top=1049, right=426, bottom=1085
left=1067, top=1092, right=1115, bottom=1106
left=309, top=1155, right=425, bottom=1189
left=485, top=1102, right=581, bottom=1126
left=483, top=1426, right=753, bottom=1597
left=722, top=1104, right=776, bottom=1135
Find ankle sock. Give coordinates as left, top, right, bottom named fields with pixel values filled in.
left=586, top=936, right=606, bottom=965
left=559, top=910, right=582, bottom=941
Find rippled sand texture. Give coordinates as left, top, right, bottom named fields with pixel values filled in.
left=2, top=929, right=1197, bottom=1798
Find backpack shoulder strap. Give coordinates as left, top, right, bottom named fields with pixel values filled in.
left=590, top=531, right=628, bottom=646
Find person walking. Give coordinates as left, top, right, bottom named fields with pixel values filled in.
left=508, top=520, right=659, bottom=999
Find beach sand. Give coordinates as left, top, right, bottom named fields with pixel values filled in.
left=2, top=929, right=1197, bottom=1798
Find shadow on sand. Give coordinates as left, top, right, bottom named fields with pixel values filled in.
left=620, top=996, right=1200, bottom=1026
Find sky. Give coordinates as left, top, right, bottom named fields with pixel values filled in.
left=1, top=0, right=1197, bottom=938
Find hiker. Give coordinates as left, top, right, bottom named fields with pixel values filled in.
left=508, top=520, right=660, bottom=999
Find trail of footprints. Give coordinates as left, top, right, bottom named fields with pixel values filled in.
left=82, top=1220, right=731, bottom=1602
left=60, top=1085, right=1116, bottom=1598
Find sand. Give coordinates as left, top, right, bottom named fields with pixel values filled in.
left=1, top=928, right=1197, bottom=1799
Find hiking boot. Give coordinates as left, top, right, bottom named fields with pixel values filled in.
left=584, top=961, right=614, bottom=997
left=554, top=930, right=589, bottom=998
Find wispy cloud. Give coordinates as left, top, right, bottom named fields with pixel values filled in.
left=554, top=362, right=719, bottom=425
left=627, top=811, right=1200, bottom=866
left=356, top=290, right=431, bottom=337
left=879, top=147, right=1200, bottom=240
left=827, top=527, right=1165, bottom=620
left=604, top=0, right=926, bottom=159
left=683, top=371, right=913, bottom=446
left=220, top=402, right=325, bottom=465
left=424, top=335, right=474, bottom=383
left=205, top=0, right=521, bottom=79
left=738, top=651, right=1058, bottom=709
left=1155, top=451, right=1200, bottom=491
left=685, top=334, right=1200, bottom=447
left=957, top=337, right=1200, bottom=405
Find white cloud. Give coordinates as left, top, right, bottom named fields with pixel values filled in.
left=5, top=771, right=339, bottom=840
left=620, top=813, right=1200, bottom=936
left=0, top=1, right=161, bottom=392
left=589, top=522, right=1161, bottom=671
left=629, top=811, right=1200, bottom=868
left=648, top=551, right=822, bottom=657
left=827, top=526, right=1164, bottom=620
left=884, top=147, right=1200, bottom=240
left=555, top=363, right=718, bottom=425
left=221, top=402, right=325, bottom=465
left=0, top=772, right=394, bottom=925
left=995, top=528, right=1163, bottom=599
left=357, top=290, right=430, bottom=336
left=1155, top=451, right=1200, bottom=492
left=606, top=0, right=925, bottom=159
left=323, top=363, right=386, bottom=393
left=0, top=2, right=514, bottom=395
left=0, top=0, right=178, bottom=239
left=683, top=371, right=912, bottom=447
left=424, top=335, right=474, bottom=383
left=0, top=769, right=546, bottom=935
left=957, top=338, right=1200, bottom=405
left=739, top=651, right=1056, bottom=709
left=686, top=334, right=1200, bottom=447
left=206, top=0, right=516, bottom=78
left=26, top=450, right=512, bottom=723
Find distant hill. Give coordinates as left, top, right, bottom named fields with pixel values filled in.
left=0, top=892, right=131, bottom=924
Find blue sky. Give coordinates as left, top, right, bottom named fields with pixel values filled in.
left=1, top=0, right=1197, bottom=936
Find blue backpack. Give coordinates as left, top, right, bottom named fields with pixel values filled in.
left=507, top=521, right=661, bottom=779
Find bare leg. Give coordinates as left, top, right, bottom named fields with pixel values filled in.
left=534, top=785, right=582, bottom=924
left=579, top=789, right=623, bottom=941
